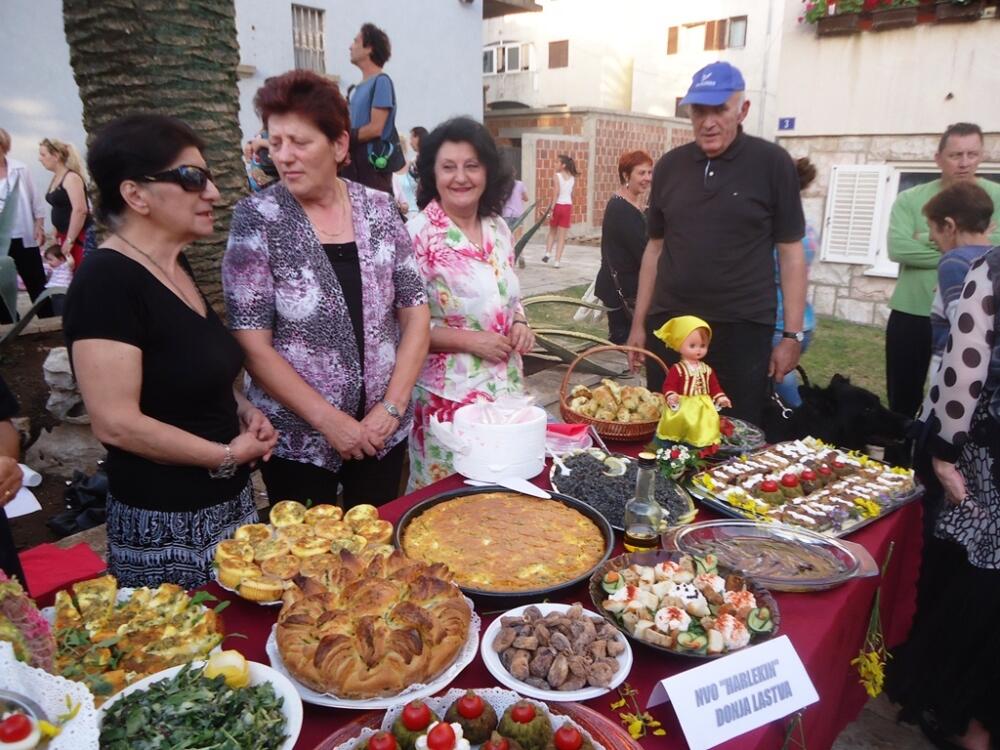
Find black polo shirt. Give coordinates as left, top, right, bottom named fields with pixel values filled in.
left=647, top=130, right=804, bottom=325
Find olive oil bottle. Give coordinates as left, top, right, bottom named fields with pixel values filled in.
left=623, top=452, right=663, bottom=552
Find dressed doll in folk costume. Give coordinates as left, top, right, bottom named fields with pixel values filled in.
left=654, top=316, right=732, bottom=447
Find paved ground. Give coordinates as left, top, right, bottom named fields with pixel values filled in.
left=51, top=239, right=931, bottom=749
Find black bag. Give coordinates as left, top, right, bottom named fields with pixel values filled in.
left=46, top=465, right=108, bottom=538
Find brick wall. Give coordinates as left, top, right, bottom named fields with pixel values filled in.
left=591, top=115, right=693, bottom=228
left=486, top=108, right=692, bottom=232
left=533, top=137, right=590, bottom=225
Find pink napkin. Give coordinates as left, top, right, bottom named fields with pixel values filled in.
left=20, top=542, right=106, bottom=607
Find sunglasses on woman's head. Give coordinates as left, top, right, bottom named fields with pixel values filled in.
left=138, top=165, right=214, bottom=192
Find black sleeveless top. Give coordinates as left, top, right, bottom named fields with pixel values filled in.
left=45, top=172, right=91, bottom=235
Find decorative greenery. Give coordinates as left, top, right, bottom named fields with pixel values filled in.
left=610, top=683, right=666, bottom=740
left=801, top=0, right=864, bottom=24
left=850, top=541, right=894, bottom=698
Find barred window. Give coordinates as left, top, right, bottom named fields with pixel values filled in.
left=292, top=4, right=325, bottom=74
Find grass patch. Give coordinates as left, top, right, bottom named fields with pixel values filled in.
left=525, top=285, right=888, bottom=403
left=802, top=315, right=886, bottom=403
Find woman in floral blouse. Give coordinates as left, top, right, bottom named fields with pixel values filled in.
left=406, top=117, right=535, bottom=489
left=223, top=70, right=429, bottom=507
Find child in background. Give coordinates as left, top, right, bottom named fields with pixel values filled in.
left=43, top=244, right=72, bottom=315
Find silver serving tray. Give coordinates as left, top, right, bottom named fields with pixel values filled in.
left=663, top=519, right=879, bottom=592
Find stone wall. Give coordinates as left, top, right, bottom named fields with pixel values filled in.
left=780, top=131, right=1000, bottom=327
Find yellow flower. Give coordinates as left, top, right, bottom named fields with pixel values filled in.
left=853, top=497, right=880, bottom=518
left=851, top=649, right=886, bottom=698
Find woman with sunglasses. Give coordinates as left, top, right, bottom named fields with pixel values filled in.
left=223, top=70, right=429, bottom=509
left=62, top=114, right=278, bottom=589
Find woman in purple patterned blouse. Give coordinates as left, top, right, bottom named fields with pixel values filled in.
left=223, top=71, right=430, bottom=507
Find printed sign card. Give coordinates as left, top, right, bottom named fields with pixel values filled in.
left=648, top=636, right=818, bottom=750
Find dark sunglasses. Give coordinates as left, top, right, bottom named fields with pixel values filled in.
left=138, top=164, right=214, bottom=192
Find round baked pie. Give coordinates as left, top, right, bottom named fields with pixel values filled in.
left=239, top=574, right=284, bottom=602
left=277, top=525, right=314, bottom=544
left=401, top=492, right=607, bottom=593
left=344, top=504, right=379, bottom=530
left=253, top=538, right=290, bottom=562
left=303, top=504, right=343, bottom=524
left=260, top=554, right=300, bottom=580
left=234, top=523, right=272, bottom=545
left=313, top=519, right=353, bottom=541
left=292, top=536, right=332, bottom=558
left=215, top=539, right=254, bottom=565
left=270, top=500, right=308, bottom=527
left=329, top=534, right=367, bottom=554
left=356, top=519, right=393, bottom=545
left=299, top=553, right=337, bottom=579
left=218, top=560, right=262, bottom=590
left=275, top=550, right=471, bottom=698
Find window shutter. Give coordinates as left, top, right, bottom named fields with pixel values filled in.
left=820, top=165, right=891, bottom=265
left=548, top=40, right=569, bottom=69
left=715, top=19, right=728, bottom=50
left=667, top=26, right=678, bottom=55
left=704, top=21, right=717, bottom=51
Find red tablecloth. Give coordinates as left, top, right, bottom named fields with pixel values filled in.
left=209, top=467, right=921, bottom=750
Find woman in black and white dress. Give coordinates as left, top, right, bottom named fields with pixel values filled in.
left=887, top=247, right=1000, bottom=750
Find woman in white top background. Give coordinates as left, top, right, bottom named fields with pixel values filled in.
left=542, top=154, right=577, bottom=269
left=0, top=127, right=51, bottom=322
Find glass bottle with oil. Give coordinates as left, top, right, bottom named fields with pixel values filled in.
left=623, top=452, right=664, bottom=552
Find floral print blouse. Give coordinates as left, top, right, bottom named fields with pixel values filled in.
left=223, top=180, right=427, bottom=472
left=407, top=200, right=525, bottom=402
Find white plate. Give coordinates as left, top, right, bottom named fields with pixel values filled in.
left=98, top=660, right=303, bottom=750
left=265, top=596, right=481, bottom=709
left=481, top=602, right=633, bottom=702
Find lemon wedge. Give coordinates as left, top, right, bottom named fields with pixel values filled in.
left=602, top=456, right=628, bottom=477
left=204, top=650, right=251, bottom=689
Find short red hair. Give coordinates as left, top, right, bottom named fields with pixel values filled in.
left=254, top=70, right=350, bottom=142
left=617, top=150, right=653, bottom=185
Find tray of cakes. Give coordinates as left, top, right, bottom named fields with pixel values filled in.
left=213, top=501, right=395, bottom=604
left=686, top=437, right=920, bottom=537
left=310, top=687, right=642, bottom=750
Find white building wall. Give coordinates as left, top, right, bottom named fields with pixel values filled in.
left=235, top=0, right=484, bottom=143
left=775, top=0, right=1000, bottom=136
left=0, top=0, right=483, bottom=231
left=483, top=0, right=786, bottom=139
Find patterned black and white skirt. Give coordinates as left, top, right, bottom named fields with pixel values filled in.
left=105, top=482, right=258, bottom=589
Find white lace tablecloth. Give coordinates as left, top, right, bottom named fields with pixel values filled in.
left=0, top=641, right=99, bottom=749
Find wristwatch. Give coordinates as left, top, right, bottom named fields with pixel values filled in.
left=782, top=331, right=805, bottom=343
left=381, top=400, right=401, bottom=420
left=208, top=442, right=238, bottom=479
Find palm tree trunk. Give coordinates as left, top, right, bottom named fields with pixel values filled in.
left=63, top=0, right=246, bottom=307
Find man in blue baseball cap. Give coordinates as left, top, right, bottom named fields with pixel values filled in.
left=626, top=61, right=807, bottom=431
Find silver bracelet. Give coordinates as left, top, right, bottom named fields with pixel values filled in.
left=208, top=442, right=238, bottom=479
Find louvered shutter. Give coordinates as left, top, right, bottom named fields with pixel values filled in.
left=820, top=165, right=891, bottom=265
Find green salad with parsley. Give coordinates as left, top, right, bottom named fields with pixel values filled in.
left=99, top=662, right=288, bottom=750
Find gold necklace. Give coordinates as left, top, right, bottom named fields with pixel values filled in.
left=115, top=233, right=204, bottom=314
left=309, top=186, right=351, bottom=239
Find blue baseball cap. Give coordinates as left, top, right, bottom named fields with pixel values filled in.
left=680, top=61, right=746, bottom=107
